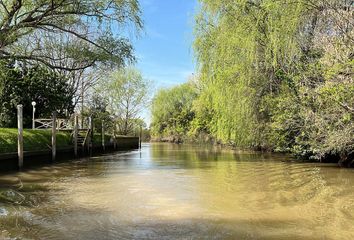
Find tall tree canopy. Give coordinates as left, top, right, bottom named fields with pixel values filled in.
left=0, top=61, right=74, bottom=127
left=0, top=0, right=142, bottom=70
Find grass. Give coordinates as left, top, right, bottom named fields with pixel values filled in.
left=0, top=128, right=138, bottom=154
left=0, top=128, right=72, bottom=154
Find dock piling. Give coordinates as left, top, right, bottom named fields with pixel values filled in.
left=17, top=105, right=24, bottom=169
left=113, top=129, right=117, bottom=150
left=102, top=120, right=105, bottom=152
left=139, top=126, right=142, bottom=149
left=52, top=111, right=57, bottom=161
left=74, top=114, right=78, bottom=157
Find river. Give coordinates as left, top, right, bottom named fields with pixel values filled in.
left=0, top=143, right=353, bottom=239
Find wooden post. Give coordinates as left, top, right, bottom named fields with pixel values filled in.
left=102, top=120, right=105, bottom=152
left=52, top=111, right=57, bottom=161
left=17, top=105, right=24, bottom=169
left=87, top=117, right=92, bottom=153
left=113, top=129, right=117, bottom=150
left=90, top=116, right=94, bottom=156
left=74, top=114, right=78, bottom=157
left=139, top=126, right=142, bottom=149
left=56, top=119, right=60, bottom=132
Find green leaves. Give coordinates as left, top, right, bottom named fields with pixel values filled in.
left=0, top=0, right=142, bottom=71
left=191, top=0, right=354, bottom=164
left=97, top=67, right=150, bottom=135
left=0, top=62, right=74, bottom=128
left=151, top=83, right=198, bottom=141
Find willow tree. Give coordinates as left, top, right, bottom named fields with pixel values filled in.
left=194, top=0, right=307, bottom=147
left=194, top=0, right=354, bottom=164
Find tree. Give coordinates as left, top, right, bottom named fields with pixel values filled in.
left=0, top=0, right=142, bottom=70
left=151, top=83, right=198, bottom=142
left=38, top=33, right=121, bottom=121
left=173, top=0, right=353, bottom=165
left=83, top=94, right=114, bottom=133
left=0, top=61, right=74, bottom=127
left=98, top=67, right=150, bottom=135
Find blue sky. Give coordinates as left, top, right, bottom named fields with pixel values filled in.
left=135, top=0, right=197, bottom=89
left=133, top=0, right=198, bottom=125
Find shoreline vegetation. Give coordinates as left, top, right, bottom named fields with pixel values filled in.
left=150, top=1, right=353, bottom=168
left=0, top=128, right=124, bottom=155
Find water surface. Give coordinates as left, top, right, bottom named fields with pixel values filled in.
left=0, top=143, right=353, bottom=239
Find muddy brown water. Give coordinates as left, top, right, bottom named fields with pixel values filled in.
left=0, top=143, right=353, bottom=240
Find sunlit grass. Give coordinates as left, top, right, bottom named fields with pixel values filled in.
left=0, top=129, right=72, bottom=153
left=0, top=129, right=137, bottom=154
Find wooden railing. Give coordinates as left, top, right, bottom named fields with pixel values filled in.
left=34, top=115, right=91, bottom=130
left=34, top=118, right=73, bottom=130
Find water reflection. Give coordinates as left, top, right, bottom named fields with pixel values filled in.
left=0, top=143, right=353, bottom=239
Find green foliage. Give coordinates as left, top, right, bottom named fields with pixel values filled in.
left=83, top=95, right=114, bottom=134
left=0, top=0, right=142, bottom=70
left=193, top=0, right=307, bottom=147
left=97, top=67, right=150, bottom=135
left=151, top=83, right=198, bottom=142
left=0, top=62, right=74, bottom=128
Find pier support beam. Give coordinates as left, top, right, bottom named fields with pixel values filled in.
left=139, top=126, right=142, bottom=149
left=74, top=114, right=78, bottom=157
left=17, top=105, right=23, bottom=169
left=113, top=129, right=117, bottom=150
left=102, top=120, right=105, bottom=152
left=90, top=116, right=94, bottom=156
left=52, top=111, right=57, bottom=161
left=87, top=117, right=92, bottom=153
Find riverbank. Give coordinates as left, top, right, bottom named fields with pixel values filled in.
left=0, top=128, right=131, bottom=153
left=0, top=128, right=139, bottom=171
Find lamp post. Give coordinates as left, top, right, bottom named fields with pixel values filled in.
left=31, top=101, right=36, bottom=129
